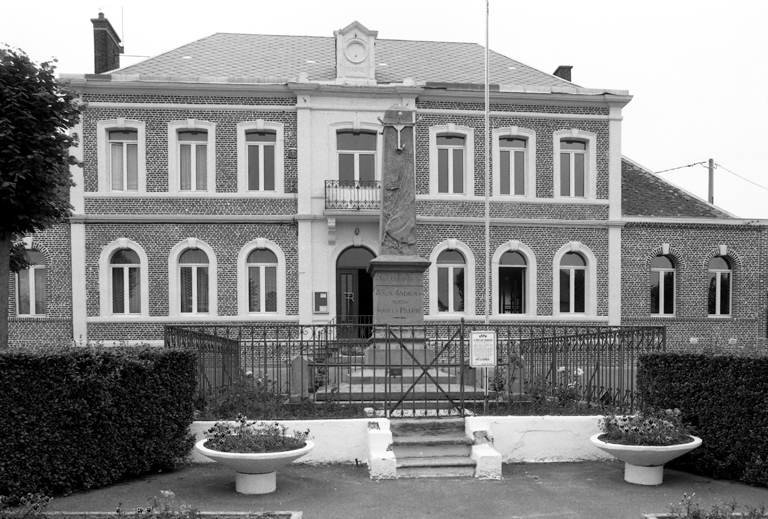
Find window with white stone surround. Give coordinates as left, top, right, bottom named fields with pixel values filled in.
left=16, top=250, right=47, bottom=316
left=429, top=240, right=475, bottom=316
left=99, top=238, right=150, bottom=317
left=168, top=239, right=218, bottom=317
left=492, top=127, right=536, bottom=197
left=553, top=129, right=597, bottom=199
left=168, top=120, right=216, bottom=194
left=429, top=124, right=474, bottom=196
left=237, top=120, right=284, bottom=193
left=237, top=238, right=287, bottom=316
left=97, top=119, right=147, bottom=193
left=553, top=242, right=597, bottom=317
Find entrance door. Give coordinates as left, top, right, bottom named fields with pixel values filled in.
left=336, top=247, right=375, bottom=339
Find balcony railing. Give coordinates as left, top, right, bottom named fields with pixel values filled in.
left=325, top=180, right=381, bottom=210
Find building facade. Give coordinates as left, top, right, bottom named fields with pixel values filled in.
left=8, top=18, right=768, bottom=350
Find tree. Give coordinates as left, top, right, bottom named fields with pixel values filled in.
left=0, top=46, right=82, bottom=349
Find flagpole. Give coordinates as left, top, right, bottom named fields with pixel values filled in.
left=484, top=0, right=490, bottom=326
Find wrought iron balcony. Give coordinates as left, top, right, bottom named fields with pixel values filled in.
left=325, top=180, right=381, bottom=210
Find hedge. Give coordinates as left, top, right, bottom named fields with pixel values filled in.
left=0, top=346, right=197, bottom=500
left=637, top=352, right=768, bottom=486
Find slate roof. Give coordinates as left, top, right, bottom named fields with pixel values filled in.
left=622, top=158, right=733, bottom=218
left=117, top=32, right=574, bottom=87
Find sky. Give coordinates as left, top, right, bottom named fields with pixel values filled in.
left=3, top=0, right=767, bottom=219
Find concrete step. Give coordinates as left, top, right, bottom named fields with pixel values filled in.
left=344, top=367, right=461, bottom=384
left=391, top=417, right=466, bottom=435
left=395, top=455, right=476, bottom=478
left=393, top=436, right=472, bottom=458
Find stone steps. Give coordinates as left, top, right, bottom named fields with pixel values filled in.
left=390, top=418, right=476, bottom=478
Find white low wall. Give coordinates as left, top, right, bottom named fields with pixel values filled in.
left=466, top=415, right=613, bottom=463
left=190, top=415, right=612, bottom=465
left=190, top=419, right=386, bottom=464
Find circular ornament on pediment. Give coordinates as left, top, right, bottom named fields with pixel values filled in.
left=344, top=38, right=368, bottom=64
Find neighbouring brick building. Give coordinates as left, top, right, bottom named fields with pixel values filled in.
left=8, top=16, right=768, bottom=350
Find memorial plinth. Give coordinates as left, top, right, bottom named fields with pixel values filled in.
left=365, top=104, right=431, bottom=368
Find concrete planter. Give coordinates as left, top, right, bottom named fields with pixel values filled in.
left=195, top=438, right=314, bottom=494
left=590, top=434, right=702, bottom=485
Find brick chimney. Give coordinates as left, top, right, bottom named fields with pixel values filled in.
left=553, top=65, right=573, bottom=82
left=91, top=12, right=123, bottom=74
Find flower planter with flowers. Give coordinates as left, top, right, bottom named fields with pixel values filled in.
left=195, top=414, right=313, bottom=494
left=590, top=408, right=702, bottom=485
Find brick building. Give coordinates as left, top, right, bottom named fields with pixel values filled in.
left=8, top=18, right=767, bottom=350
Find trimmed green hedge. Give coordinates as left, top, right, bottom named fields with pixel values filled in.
left=637, top=352, right=768, bottom=486
left=0, top=347, right=197, bottom=500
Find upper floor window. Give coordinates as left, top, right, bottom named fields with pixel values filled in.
left=337, top=130, right=376, bottom=183
left=110, top=249, right=140, bottom=314
left=97, top=119, right=146, bottom=193
left=245, top=131, right=276, bottom=191
left=16, top=250, right=46, bottom=316
left=168, top=120, right=216, bottom=194
left=559, top=252, right=586, bottom=313
left=437, top=134, right=465, bottom=194
left=708, top=256, right=732, bottom=316
left=437, top=250, right=465, bottom=313
left=237, top=121, right=284, bottom=194
left=553, top=129, right=597, bottom=200
left=499, top=137, right=526, bottom=196
left=247, top=249, right=278, bottom=313
left=429, top=125, right=474, bottom=196
left=498, top=251, right=526, bottom=314
left=559, top=140, right=586, bottom=197
left=178, top=130, right=209, bottom=191
left=179, top=248, right=210, bottom=314
left=651, top=255, right=675, bottom=316
left=108, top=130, right=138, bottom=191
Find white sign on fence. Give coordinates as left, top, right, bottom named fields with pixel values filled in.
left=470, top=331, right=497, bottom=368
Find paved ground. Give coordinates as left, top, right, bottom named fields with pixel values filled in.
left=49, top=462, right=768, bottom=519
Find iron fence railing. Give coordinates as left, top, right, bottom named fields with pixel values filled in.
left=325, top=180, right=381, bottom=210
left=165, top=322, right=665, bottom=417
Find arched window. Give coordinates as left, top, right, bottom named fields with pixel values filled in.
left=498, top=251, right=527, bottom=314
left=17, top=250, right=46, bottom=316
left=437, top=250, right=465, bottom=312
left=179, top=249, right=209, bottom=314
left=708, top=256, right=732, bottom=316
left=247, top=249, right=278, bottom=313
left=650, top=255, right=675, bottom=316
left=436, top=134, right=466, bottom=194
left=559, top=252, right=586, bottom=313
left=110, top=249, right=140, bottom=314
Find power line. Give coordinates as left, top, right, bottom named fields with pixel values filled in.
left=657, top=160, right=768, bottom=193
left=715, top=163, right=768, bottom=193
left=654, top=162, right=706, bottom=174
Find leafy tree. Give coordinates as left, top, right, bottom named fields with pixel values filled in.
left=0, top=46, right=82, bottom=349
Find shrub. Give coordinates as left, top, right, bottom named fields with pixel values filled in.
left=0, top=346, right=197, bottom=502
left=637, top=352, right=768, bottom=486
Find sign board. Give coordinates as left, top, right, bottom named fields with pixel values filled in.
left=314, top=292, right=328, bottom=314
left=470, top=331, right=497, bottom=368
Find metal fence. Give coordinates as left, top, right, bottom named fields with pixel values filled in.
left=165, top=322, right=665, bottom=416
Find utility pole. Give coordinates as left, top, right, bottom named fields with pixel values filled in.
left=708, top=158, right=714, bottom=204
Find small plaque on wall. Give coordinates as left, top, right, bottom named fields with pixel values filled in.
left=314, top=292, right=328, bottom=314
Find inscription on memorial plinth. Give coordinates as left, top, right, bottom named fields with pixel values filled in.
left=373, top=272, right=424, bottom=325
